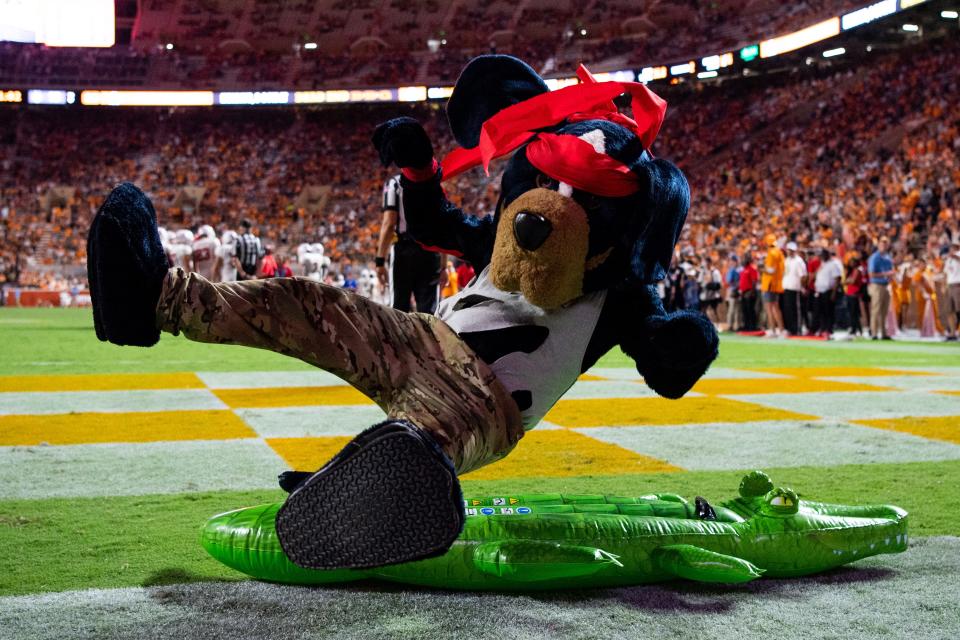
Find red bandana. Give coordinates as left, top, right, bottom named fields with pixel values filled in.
left=524, top=133, right=640, bottom=197
left=440, top=64, right=666, bottom=182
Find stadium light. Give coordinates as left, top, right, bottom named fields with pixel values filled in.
left=840, top=0, right=896, bottom=31
left=902, top=23, right=919, bottom=31
left=81, top=91, right=215, bottom=106
left=165, top=43, right=174, bottom=50
left=760, top=18, right=840, bottom=58
left=27, top=90, right=76, bottom=105
left=304, top=42, right=318, bottom=50
left=822, top=47, right=846, bottom=57
left=942, top=10, right=959, bottom=19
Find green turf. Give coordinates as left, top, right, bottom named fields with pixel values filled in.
left=2, top=307, right=958, bottom=375
left=2, top=460, right=956, bottom=597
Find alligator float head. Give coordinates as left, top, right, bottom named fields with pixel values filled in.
left=201, top=470, right=908, bottom=589
left=710, top=470, right=909, bottom=578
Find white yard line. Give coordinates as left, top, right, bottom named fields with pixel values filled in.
left=730, top=391, right=960, bottom=420
left=196, top=371, right=348, bottom=389
left=578, top=419, right=960, bottom=470
left=0, top=439, right=284, bottom=499
left=0, top=389, right=226, bottom=415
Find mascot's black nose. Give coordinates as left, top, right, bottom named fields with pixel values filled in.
left=514, top=212, right=552, bottom=251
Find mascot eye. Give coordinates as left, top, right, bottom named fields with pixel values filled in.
left=535, top=173, right=558, bottom=190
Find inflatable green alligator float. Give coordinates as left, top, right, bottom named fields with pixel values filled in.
left=202, top=471, right=908, bottom=589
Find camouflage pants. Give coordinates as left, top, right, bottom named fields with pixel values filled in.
left=156, top=268, right=523, bottom=474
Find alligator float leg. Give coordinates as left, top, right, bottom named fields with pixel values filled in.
left=652, top=544, right=763, bottom=583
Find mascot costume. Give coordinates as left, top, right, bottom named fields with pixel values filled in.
left=87, top=56, right=718, bottom=571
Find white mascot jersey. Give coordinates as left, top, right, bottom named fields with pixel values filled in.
left=437, top=265, right=606, bottom=430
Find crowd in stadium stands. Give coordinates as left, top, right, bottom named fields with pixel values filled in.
left=2, top=35, right=959, bottom=338
left=4, top=1, right=871, bottom=90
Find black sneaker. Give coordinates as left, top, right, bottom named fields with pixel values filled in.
left=87, top=183, right=168, bottom=346
left=275, top=420, right=464, bottom=570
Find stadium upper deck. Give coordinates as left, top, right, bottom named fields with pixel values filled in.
left=0, top=0, right=943, bottom=91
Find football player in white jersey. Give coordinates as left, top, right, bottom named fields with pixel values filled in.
left=357, top=268, right=379, bottom=300
left=168, top=229, right=194, bottom=270
left=192, top=225, right=221, bottom=281
left=217, top=230, right=239, bottom=282
left=297, top=242, right=331, bottom=282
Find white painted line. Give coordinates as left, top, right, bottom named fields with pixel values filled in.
left=564, top=380, right=675, bottom=399
left=0, top=439, right=284, bottom=499
left=0, top=389, right=225, bottom=415
left=585, top=367, right=790, bottom=381
left=731, top=391, right=960, bottom=420
left=196, top=370, right=348, bottom=389
left=577, top=420, right=960, bottom=470
left=236, top=405, right=388, bottom=438
left=817, top=376, right=960, bottom=392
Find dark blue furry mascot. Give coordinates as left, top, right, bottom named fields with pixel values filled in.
left=87, top=55, right=718, bottom=571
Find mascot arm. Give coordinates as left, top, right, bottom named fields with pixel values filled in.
left=399, top=176, right=496, bottom=270
left=615, top=284, right=719, bottom=399
left=373, top=116, right=495, bottom=268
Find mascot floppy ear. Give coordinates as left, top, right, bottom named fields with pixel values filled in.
left=629, top=158, right=690, bottom=283
left=447, top=55, right=550, bottom=149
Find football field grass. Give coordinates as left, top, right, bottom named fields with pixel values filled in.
left=1, top=307, right=959, bottom=639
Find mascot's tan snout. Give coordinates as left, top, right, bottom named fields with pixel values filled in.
left=490, top=188, right=590, bottom=309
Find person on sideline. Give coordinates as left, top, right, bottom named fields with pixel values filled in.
left=725, top=254, right=742, bottom=332
left=942, top=241, right=960, bottom=341
left=760, top=234, right=785, bottom=337
left=868, top=237, right=895, bottom=340
left=781, top=241, right=807, bottom=336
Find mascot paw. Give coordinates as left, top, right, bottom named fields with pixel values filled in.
left=275, top=420, right=464, bottom=570
left=637, top=311, right=719, bottom=399
left=371, top=117, right=434, bottom=169
left=87, top=183, right=168, bottom=347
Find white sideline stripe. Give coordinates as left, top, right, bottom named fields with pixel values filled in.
left=237, top=405, right=388, bottom=438
left=578, top=420, right=960, bottom=471
left=2, top=538, right=959, bottom=640
left=237, top=407, right=569, bottom=439
left=884, top=366, right=960, bottom=375
left=564, top=380, right=685, bottom=399
left=0, top=439, right=284, bottom=500
left=585, top=367, right=790, bottom=381
left=0, top=389, right=225, bottom=416
left=818, top=375, right=960, bottom=392
left=196, top=370, right=348, bottom=389
left=730, top=391, right=960, bottom=420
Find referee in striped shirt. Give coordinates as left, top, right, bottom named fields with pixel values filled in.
left=376, top=175, right=443, bottom=312
left=235, top=219, right=265, bottom=280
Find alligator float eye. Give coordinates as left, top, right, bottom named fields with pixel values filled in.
left=761, top=487, right=800, bottom=516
